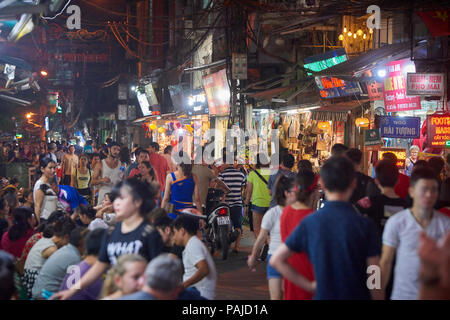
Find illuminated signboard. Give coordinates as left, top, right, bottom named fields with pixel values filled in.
left=379, top=148, right=407, bottom=169
left=406, top=73, right=444, bottom=96
left=427, top=114, right=450, bottom=148
left=304, top=49, right=361, bottom=99
left=202, top=69, right=231, bottom=116
left=383, top=59, right=421, bottom=112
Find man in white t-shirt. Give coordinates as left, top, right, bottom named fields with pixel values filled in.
left=172, top=215, right=217, bottom=300
left=380, top=167, right=450, bottom=300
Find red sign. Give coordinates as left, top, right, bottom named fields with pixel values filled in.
left=427, top=114, right=450, bottom=148
left=335, top=121, right=345, bottom=144
left=383, top=59, right=421, bottom=112
left=202, top=69, right=231, bottom=116
left=367, top=81, right=384, bottom=101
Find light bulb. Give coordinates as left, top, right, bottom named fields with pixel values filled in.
left=344, top=26, right=347, bottom=33
left=363, top=34, right=367, bottom=39
left=353, top=33, right=357, bottom=39
left=369, top=28, right=373, bottom=34
left=347, top=31, right=352, bottom=37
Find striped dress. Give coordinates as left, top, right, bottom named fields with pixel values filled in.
left=218, top=167, right=246, bottom=207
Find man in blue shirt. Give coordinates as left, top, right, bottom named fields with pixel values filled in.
left=50, top=179, right=87, bottom=213
left=270, top=156, right=383, bottom=300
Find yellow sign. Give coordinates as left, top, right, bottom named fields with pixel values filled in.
left=379, top=148, right=407, bottom=169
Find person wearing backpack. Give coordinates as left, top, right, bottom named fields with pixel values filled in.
left=244, top=153, right=271, bottom=243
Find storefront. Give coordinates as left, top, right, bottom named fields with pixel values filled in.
left=360, top=59, right=450, bottom=177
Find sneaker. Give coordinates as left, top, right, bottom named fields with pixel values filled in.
left=259, top=243, right=269, bottom=262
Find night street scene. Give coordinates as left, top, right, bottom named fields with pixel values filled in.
left=0, top=0, right=449, bottom=306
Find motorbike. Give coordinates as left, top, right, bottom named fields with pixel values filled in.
left=203, top=188, right=239, bottom=260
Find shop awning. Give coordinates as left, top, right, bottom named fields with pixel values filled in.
left=132, top=113, right=177, bottom=124
left=312, top=41, right=427, bottom=79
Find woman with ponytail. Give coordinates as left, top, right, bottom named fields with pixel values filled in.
left=279, top=169, right=318, bottom=300
left=0, top=207, right=36, bottom=258
left=247, top=175, right=298, bottom=300
left=52, top=177, right=166, bottom=300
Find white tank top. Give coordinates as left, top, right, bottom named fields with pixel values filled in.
left=97, top=159, right=124, bottom=205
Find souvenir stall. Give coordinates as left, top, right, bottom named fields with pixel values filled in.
left=142, top=115, right=210, bottom=158
left=276, top=108, right=347, bottom=171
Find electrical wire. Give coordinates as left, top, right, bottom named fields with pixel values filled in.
left=116, top=22, right=169, bottom=47
left=109, top=22, right=163, bottom=63
left=79, top=0, right=223, bottom=21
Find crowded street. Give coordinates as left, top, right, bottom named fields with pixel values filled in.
left=1, top=0, right=450, bottom=306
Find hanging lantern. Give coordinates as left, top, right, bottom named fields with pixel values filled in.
left=347, top=31, right=352, bottom=37
left=149, top=123, right=157, bottom=130
left=338, top=34, right=344, bottom=41
left=317, top=121, right=331, bottom=131
left=355, top=117, right=370, bottom=128
left=356, top=29, right=363, bottom=36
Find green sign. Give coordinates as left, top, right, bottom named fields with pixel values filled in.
left=304, top=55, right=347, bottom=73
left=446, top=140, right=450, bottom=148
left=364, top=128, right=383, bottom=146
left=16, top=134, right=23, bottom=139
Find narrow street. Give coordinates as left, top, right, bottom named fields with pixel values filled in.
left=214, top=226, right=269, bottom=300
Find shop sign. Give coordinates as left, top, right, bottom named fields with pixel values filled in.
left=202, top=69, right=231, bottom=116
left=379, top=148, right=407, bottom=169
left=364, top=128, right=383, bottom=146
left=383, top=59, right=421, bottom=112
left=304, top=49, right=361, bottom=99
left=366, top=80, right=384, bottom=101
left=379, top=116, right=420, bottom=139
left=446, top=140, right=450, bottom=148
left=406, top=73, right=444, bottom=96
left=314, top=77, right=361, bottom=99
left=335, top=121, right=345, bottom=144
left=427, top=113, right=450, bottom=148
left=186, top=89, right=209, bottom=115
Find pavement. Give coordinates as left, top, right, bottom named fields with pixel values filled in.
left=213, top=226, right=270, bottom=300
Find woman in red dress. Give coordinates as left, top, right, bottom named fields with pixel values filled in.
left=280, top=169, right=319, bottom=300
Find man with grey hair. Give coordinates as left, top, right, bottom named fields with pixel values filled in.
left=120, top=254, right=184, bottom=300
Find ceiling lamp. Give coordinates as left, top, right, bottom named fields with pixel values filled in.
left=357, top=29, right=363, bottom=36
left=343, top=26, right=347, bottom=33
left=317, top=121, right=331, bottom=131
left=338, top=34, right=344, bottom=41
left=369, top=28, right=374, bottom=34
left=347, top=31, right=352, bottom=37
left=363, top=34, right=367, bottom=39
left=353, top=33, right=357, bottom=39
left=355, top=117, right=370, bottom=128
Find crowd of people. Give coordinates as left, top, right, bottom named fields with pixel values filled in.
left=0, top=139, right=449, bottom=300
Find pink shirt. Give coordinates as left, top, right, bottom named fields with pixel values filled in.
left=149, top=153, right=170, bottom=192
